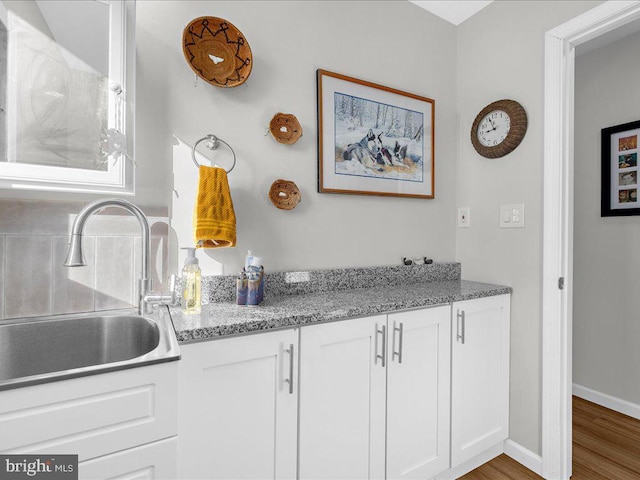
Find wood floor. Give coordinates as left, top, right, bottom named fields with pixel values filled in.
left=460, top=396, right=640, bottom=479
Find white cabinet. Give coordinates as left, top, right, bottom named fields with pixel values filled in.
left=178, top=329, right=298, bottom=480
left=298, top=305, right=451, bottom=480
left=176, top=293, right=511, bottom=480
left=79, top=437, right=178, bottom=480
left=450, top=294, right=510, bottom=467
left=0, top=362, right=178, bottom=462
left=298, top=315, right=387, bottom=479
left=386, top=308, right=451, bottom=479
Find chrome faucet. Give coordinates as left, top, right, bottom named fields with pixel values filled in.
left=64, top=198, right=176, bottom=315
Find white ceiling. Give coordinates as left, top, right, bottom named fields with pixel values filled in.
left=409, top=0, right=494, bottom=26
left=410, top=1, right=640, bottom=54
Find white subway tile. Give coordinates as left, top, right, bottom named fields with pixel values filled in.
left=4, top=236, right=53, bottom=318
left=0, top=199, right=167, bottom=236
left=0, top=236, right=4, bottom=320
left=151, top=221, right=170, bottom=290
left=95, top=236, right=135, bottom=310
left=78, top=212, right=169, bottom=236
left=52, top=236, right=96, bottom=315
left=0, top=201, right=169, bottom=316
left=0, top=200, right=83, bottom=236
left=133, top=235, right=141, bottom=305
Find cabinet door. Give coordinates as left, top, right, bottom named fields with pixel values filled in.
left=0, top=362, right=177, bottom=462
left=386, top=305, right=451, bottom=479
left=79, top=437, right=177, bottom=480
left=451, top=294, right=510, bottom=467
left=178, top=329, right=298, bottom=480
left=299, top=316, right=386, bottom=480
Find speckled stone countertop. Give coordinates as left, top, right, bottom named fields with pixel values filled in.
left=170, top=278, right=511, bottom=343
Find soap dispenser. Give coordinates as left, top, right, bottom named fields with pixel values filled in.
left=181, top=248, right=201, bottom=314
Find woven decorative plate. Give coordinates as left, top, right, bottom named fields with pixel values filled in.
left=182, top=16, right=252, bottom=88
left=269, top=113, right=303, bottom=144
left=269, top=179, right=301, bottom=210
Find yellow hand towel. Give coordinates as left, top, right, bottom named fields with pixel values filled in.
left=193, top=166, right=236, bottom=248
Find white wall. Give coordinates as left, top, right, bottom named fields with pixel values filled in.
left=136, top=1, right=458, bottom=273
left=573, top=30, right=640, bottom=405
left=456, top=0, right=601, bottom=455
left=0, top=0, right=624, bottom=459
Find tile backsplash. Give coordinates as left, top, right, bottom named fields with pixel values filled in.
left=0, top=199, right=171, bottom=320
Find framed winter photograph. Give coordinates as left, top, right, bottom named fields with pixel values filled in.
left=317, top=69, right=435, bottom=199
left=602, top=120, right=640, bottom=216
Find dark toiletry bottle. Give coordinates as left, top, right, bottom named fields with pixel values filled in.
left=236, top=271, right=248, bottom=305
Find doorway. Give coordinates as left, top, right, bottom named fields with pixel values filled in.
left=542, top=2, right=640, bottom=479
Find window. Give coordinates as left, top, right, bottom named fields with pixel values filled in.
left=0, top=0, right=134, bottom=194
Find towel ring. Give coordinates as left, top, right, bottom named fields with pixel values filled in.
left=191, top=134, right=237, bottom=174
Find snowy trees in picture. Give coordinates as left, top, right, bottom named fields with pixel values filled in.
left=318, top=70, right=434, bottom=199
left=334, top=93, right=424, bottom=182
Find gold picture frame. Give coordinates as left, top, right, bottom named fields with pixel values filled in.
left=317, top=69, right=435, bottom=199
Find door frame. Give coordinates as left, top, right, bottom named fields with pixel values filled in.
left=542, top=1, right=640, bottom=478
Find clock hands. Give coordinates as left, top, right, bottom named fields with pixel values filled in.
left=481, top=118, right=499, bottom=135
left=480, top=116, right=500, bottom=136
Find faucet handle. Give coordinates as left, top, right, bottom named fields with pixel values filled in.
left=142, top=274, right=178, bottom=312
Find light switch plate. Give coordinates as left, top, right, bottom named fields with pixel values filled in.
left=499, top=203, right=525, bottom=228
left=458, top=207, right=470, bottom=228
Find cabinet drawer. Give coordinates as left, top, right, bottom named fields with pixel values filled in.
left=79, top=437, right=177, bottom=480
left=0, top=362, right=178, bottom=462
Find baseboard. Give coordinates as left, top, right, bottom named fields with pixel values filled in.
left=573, top=383, right=640, bottom=420
left=503, top=439, right=543, bottom=477
left=431, top=439, right=542, bottom=480
left=432, top=443, right=503, bottom=480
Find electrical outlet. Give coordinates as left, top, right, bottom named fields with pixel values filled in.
left=458, top=207, right=470, bottom=228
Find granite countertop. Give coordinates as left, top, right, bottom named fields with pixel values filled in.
left=169, top=279, right=511, bottom=343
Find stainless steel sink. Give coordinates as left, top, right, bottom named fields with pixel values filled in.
left=0, top=308, right=180, bottom=390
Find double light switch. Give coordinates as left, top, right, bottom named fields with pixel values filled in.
left=499, top=203, right=525, bottom=228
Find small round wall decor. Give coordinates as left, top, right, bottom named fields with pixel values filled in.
left=269, top=179, right=301, bottom=210
left=269, top=113, right=303, bottom=145
left=182, top=16, right=253, bottom=88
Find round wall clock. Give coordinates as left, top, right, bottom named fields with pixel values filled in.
left=470, top=99, right=527, bottom=158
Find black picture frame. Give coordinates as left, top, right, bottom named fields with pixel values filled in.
left=601, top=120, right=640, bottom=217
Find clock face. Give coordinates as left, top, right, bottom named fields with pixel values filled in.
left=471, top=100, right=527, bottom=158
left=477, top=110, right=511, bottom=147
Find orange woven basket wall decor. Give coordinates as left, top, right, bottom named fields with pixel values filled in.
left=183, top=16, right=252, bottom=88
left=269, top=179, right=301, bottom=210
left=269, top=113, right=303, bottom=145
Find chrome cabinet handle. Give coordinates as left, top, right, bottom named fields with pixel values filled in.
left=284, top=344, right=294, bottom=394
left=392, top=322, right=404, bottom=364
left=375, top=324, right=386, bottom=367
left=456, top=310, right=466, bottom=344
